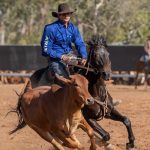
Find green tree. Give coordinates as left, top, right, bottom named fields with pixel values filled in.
left=0, top=0, right=150, bottom=45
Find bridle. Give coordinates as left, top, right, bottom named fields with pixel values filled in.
left=67, top=42, right=110, bottom=120
left=84, top=44, right=107, bottom=75
left=86, top=44, right=110, bottom=119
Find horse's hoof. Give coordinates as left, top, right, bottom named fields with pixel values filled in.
left=102, top=134, right=110, bottom=141
left=126, top=142, right=134, bottom=149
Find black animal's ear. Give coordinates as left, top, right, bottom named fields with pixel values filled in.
left=55, top=74, right=71, bottom=85
left=86, top=40, right=93, bottom=46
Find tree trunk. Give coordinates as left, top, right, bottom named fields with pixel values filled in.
left=0, top=22, right=5, bottom=44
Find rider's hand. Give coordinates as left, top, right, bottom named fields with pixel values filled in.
left=80, top=59, right=87, bottom=66
left=61, top=54, right=72, bottom=62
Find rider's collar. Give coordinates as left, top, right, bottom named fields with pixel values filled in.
left=58, top=19, right=71, bottom=28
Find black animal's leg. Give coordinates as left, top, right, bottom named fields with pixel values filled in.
left=85, top=118, right=110, bottom=142
left=134, top=72, right=139, bottom=89
left=106, top=108, right=135, bottom=149
left=144, top=73, right=148, bottom=90
left=82, top=105, right=110, bottom=142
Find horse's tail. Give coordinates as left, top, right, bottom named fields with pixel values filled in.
left=9, top=79, right=31, bottom=134
left=9, top=99, right=26, bottom=134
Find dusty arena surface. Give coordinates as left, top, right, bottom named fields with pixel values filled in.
left=0, top=83, right=150, bottom=150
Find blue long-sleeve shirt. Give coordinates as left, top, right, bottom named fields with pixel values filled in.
left=41, top=20, right=87, bottom=59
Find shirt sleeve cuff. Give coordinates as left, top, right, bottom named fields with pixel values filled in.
left=56, top=53, right=62, bottom=59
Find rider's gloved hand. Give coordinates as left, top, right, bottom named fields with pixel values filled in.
left=61, top=54, right=72, bottom=62
left=80, top=59, right=87, bottom=66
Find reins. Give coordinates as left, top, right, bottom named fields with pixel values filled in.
left=68, top=46, right=102, bottom=75
left=93, top=85, right=108, bottom=120
left=87, top=45, right=110, bottom=120
left=68, top=43, right=109, bottom=120
left=68, top=62, right=95, bottom=73
left=67, top=46, right=98, bottom=74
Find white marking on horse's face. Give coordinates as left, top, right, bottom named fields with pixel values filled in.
left=100, top=49, right=105, bottom=54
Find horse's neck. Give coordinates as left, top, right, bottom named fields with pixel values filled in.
left=84, top=68, right=109, bottom=101
left=97, top=78, right=106, bottom=86
left=89, top=77, right=106, bottom=98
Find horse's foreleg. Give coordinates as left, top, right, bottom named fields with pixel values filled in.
left=79, top=118, right=97, bottom=150
left=55, top=130, right=84, bottom=149
left=144, top=73, right=148, bottom=90
left=106, top=108, right=135, bottom=149
left=85, top=118, right=110, bottom=142
left=134, top=72, right=139, bottom=89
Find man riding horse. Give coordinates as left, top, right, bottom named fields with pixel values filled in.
left=135, top=36, right=150, bottom=89
left=140, top=36, right=150, bottom=65
left=31, top=3, right=135, bottom=149
left=41, top=3, right=87, bottom=79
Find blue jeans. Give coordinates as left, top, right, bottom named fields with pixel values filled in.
left=48, top=52, right=78, bottom=79
left=48, top=59, right=69, bottom=79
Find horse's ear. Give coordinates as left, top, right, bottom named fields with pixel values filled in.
left=86, top=40, right=92, bottom=46
left=55, top=74, right=71, bottom=85
left=86, top=40, right=93, bottom=52
left=69, top=75, right=77, bottom=85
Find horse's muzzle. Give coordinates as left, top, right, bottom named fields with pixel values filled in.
left=102, top=72, right=110, bottom=81
left=85, top=97, right=94, bottom=105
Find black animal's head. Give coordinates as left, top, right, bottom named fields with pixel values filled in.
left=87, top=35, right=111, bottom=80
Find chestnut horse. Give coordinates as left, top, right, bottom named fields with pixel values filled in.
left=10, top=74, right=96, bottom=150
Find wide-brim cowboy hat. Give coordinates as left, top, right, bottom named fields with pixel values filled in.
left=52, top=3, right=76, bottom=18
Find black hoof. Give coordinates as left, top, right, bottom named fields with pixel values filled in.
left=126, top=142, right=134, bottom=149
left=102, top=134, right=110, bottom=141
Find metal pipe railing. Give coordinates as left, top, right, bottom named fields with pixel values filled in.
left=0, top=72, right=149, bottom=78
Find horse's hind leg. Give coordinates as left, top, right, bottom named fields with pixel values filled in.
left=30, top=126, right=64, bottom=150
left=106, top=108, right=135, bottom=149
left=134, top=72, right=139, bottom=89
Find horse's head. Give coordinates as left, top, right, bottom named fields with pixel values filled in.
left=87, top=35, right=111, bottom=80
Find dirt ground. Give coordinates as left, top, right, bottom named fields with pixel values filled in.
left=0, top=83, right=150, bottom=150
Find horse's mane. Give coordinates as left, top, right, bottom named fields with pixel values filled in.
left=87, top=35, right=108, bottom=48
